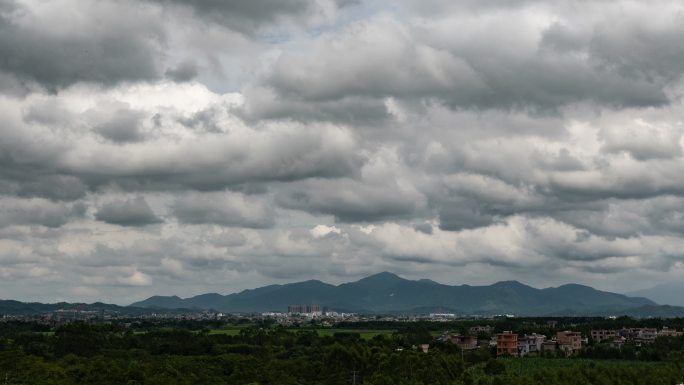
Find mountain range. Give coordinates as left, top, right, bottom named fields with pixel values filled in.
left=3, top=273, right=683, bottom=317
left=627, top=282, right=684, bottom=307
left=130, top=272, right=679, bottom=316
left=0, top=300, right=184, bottom=316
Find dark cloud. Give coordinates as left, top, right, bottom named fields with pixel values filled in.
left=165, top=60, right=199, bottom=82
left=95, top=196, right=162, bottom=226
left=276, top=178, right=426, bottom=222
left=0, top=174, right=88, bottom=201
left=0, top=198, right=86, bottom=228
left=0, top=0, right=164, bottom=90
left=148, top=0, right=350, bottom=34
left=437, top=205, right=500, bottom=231
left=171, top=192, right=275, bottom=228
left=413, top=222, right=433, bottom=234
left=94, top=109, right=147, bottom=143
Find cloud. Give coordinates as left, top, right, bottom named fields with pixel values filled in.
left=165, top=59, right=199, bottom=82
left=95, top=196, right=162, bottom=226
left=0, top=174, right=87, bottom=201
left=148, top=0, right=351, bottom=34
left=0, top=82, right=361, bottom=192
left=4, top=0, right=684, bottom=303
left=93, top=108, right=147, bottom=143
left=247, top=3, right=684, bottom=120
left=171, top=191, right=275, bottom=228
left=0, top=197, right=86, bottom=228
left=0, top=0, right=165, bottom=90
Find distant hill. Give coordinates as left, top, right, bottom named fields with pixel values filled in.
left=131, top=272, right=665, bottom=316
left=0, top=300, right=185, bottom=316
left=627, top=282, right=684, bottom=307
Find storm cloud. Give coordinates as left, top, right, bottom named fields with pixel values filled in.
left=2, top=0, right=684, bottom=304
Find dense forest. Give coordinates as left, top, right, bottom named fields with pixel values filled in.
left=0, top=320, right=683, bottom=385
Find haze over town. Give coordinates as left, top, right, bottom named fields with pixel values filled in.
left=2, top=0, right=684, bottom=305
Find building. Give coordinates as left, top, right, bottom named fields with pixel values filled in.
left=306, top=305, right=322, bottom=315
left=287, top=304, right=322, bottom=315
left=496, top=331, right=518, bottom=357
left=591, top=330, right=618, bottom=342
left=469, top=325, right=493, bottom=335
left=659, top=327, right=683, bottom=338
left=518, top=334, right=545, bottom=356
left=287, top=305, right=306, bottom=314
left=557, top=331, right=582, bottom=355
left=608, top=337, right=626, bottom=349
left=542, top=340, right=557, bottom=353
left=448, top=335, right=478, bottom=350
left=636, top=328, right=657, bottom=342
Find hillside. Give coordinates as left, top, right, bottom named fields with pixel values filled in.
left=131, top=272, right=661, bottom=316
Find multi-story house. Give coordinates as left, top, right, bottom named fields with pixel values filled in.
left=591, top=330, right=618, bottom=342
left=557, top=331, right=582, bottom=355
left=496, top=331, right=518, bottom=357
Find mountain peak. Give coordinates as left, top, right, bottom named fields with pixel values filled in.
left=355, top=272, right=404, bottom=283
left=492, top=280, right=530, bottom=288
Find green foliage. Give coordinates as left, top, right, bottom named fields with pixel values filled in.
left=0, top=321, right=683, bottom=384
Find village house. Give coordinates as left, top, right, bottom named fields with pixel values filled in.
left=448, top=335, right=478, bottom=350
left=496, top=331, right=518, bottom=357
left=557, top=331, right=582, bottom=355
left=591, top=329, right=618, bottom=342
left=469, top=325, right=493, bottom=335
left=517, top=333, right=546, bottom=357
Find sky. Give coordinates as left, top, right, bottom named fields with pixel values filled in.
left=1, top=0, right=684, bottom=305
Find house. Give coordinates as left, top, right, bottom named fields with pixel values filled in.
left=517, top=334, right=545, bottom=357
left=659, top=327, right=683, bottom=337
left=542, top=340, right=557, bottom=353
left=557, top=331, right=582, bottom=355
left=637, top=328, right=657, bottom=342
left=469, top=325, right=493, bottom=335
left=608, top=337, right=626, bottom=349
left=591, top=330, right=618, bottom=342
left=496, top=331, right=518, bottom=357
left=448, top=335, right=478, bottom=350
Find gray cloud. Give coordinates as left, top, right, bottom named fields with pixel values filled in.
left=0, top=0, right=164, bottom=90
left=148, top=0, right=353, bottom=34
left=94, top=109, right=147, bottom=143
left=4, top=0, right=684, bottom=303
left=172, top=192, right=275, bottom=228
left=0, top=197, right=86, bottom=228
left=165, top=60, right=199, bottom=83
left=247, top=5, right=684, bottom=119
left=276, top=177, right=426, bottom=222
left=0, top=174, right=87, bottom=201
left=95, top=196, right=162, bottom=226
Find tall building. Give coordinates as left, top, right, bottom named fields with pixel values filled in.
left=287, top=305, right=306, bottom=314
left=496, top=331, right=518, bottom=357
left=306, top=304, right=321, bottom=313
left=287, top=304, right=321, bottom=314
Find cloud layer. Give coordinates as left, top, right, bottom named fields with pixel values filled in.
left=2, top=0, right=684, bottom=304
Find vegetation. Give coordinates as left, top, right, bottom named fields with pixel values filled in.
left=0, top=320, right=683, bottom=384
